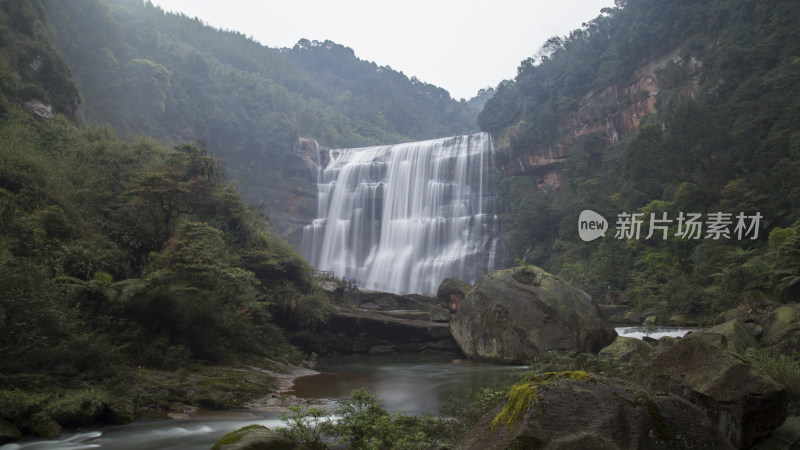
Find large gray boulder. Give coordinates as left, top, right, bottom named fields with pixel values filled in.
left=455, top=372, right=733, bottom=449
left=449, top=266, right=617, bottom=363
left=698, top=319, right=761, bottom=353
left=636, top=336, right=788, bottom=448
left=598, top=336, right=652, bottom=363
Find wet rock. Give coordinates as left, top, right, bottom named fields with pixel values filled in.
left=598, top=336, right=652, bottom=363
left=449, top=266, right=616, bottom=363
left=437, top=278, right=472, bottom=312
left=636, top=336, right=788, bottom=448
left=456, top=372, right=733, bottom=449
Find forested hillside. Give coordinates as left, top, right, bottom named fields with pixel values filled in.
left=0, top=0, right=331, bottom=432
left=482, top=0, right=800, bottom=320
left=42, top=0, right=478, bottom=213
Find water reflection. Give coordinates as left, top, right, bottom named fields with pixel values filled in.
left=288, top=353, right=523, bottom=415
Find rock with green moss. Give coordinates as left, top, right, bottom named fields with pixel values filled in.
left=449, top=266, right=617, bottom=363
left=31, top=415, right=61, bottom=439
left=698, top=319, right=760, bottom=353
left=636, top=335, right=788, bottom=448
left=759, top=304, right=800, bottom=351
left=598, top=336, right=652, bottom=363
left=211, top=424, right=298, bottom=450
left=456, top=372, right=732, bottom=449
left=714, top=307, right=751, bottom=325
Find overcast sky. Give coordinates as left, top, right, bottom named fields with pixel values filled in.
left=148, top=0, right=615, bottom=100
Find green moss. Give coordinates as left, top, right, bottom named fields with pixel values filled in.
left=492, top=380, right=537, bottom=428
left=512, top=268, right=538, bottom=285
left=211, top=424, right=265, bottom=450
left=492, top=371, right=591, bottom=428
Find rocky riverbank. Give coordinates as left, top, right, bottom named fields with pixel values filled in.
left=0, top=356, right=323, bottom=444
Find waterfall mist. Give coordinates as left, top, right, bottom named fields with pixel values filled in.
left=301, top=132, right=502, bottom=295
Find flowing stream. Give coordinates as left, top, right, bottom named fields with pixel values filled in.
left=2, top=327, right=696, bottom=449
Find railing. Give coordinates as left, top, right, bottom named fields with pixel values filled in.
left=312, top=270, right=335, bottom=279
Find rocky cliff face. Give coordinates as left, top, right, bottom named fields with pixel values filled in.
left=270, top=138, right=328, bottom=246
left=493, top=46, right=702, bottom=189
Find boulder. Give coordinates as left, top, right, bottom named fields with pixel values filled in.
left=32, top=415, right=61, bottom=439
left=760, top=304, right=800, bottom=351
left=752, top=416, right=800, bottom=449
left=437, top=278, right=472, bottom=312
left=623, top=310, right=644, bottom=324
left=105, top=397, right=139, bottom=424
left=430, top=306, right=451, bottom=322
left=449, top=266, right=616, bottom=363
left=636, top=336, right=788, bottom=448
left=598, top=336, right=652, bottom=363
left=715, top=307, right=751, bottom=325
left=0, top=418, right=21, bottom=445
left=698, top=319, right=761, bottom=353
left=456, top=372, right=733, bottom=449
left=212, top=424, right=297, bottom=450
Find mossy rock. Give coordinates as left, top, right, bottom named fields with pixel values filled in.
left=622, top=311, right=644, bottom=324
left=211, top=425, right=298, bottom=450
left=457, top=373, right=731, bottom=449
left=449, top=266, right=616, bottom=363
left=760, top=304, right=800, bottom=348
left=598, top=336, right=652, bottom=363
left=636, top=336, right=788, bottom=448
left=31, top=415, right=61, bottom=439
left=698, top=319, right=760, bottom=353
left=714, top=307, right=751, bottom=325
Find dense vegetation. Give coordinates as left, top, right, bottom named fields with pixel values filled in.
left=0, top=0, right=330, bottom=415
left=482, top=0, right=800, bottom=320
left=42, top=0, right=479, bottom=211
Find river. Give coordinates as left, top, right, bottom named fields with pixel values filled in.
left=1, top=327, right=696, bottom=449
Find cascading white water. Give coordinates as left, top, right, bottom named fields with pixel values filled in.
left=301, top=132, right=502, bottom=295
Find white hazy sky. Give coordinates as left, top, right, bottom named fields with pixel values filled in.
left=148, top=0, right=615, bottom=100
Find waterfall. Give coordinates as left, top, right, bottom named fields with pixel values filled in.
left=301, top=132, right=502, bottom=295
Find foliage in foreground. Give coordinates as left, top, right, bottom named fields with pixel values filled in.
left=279, top=388, right=453, bottom=449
